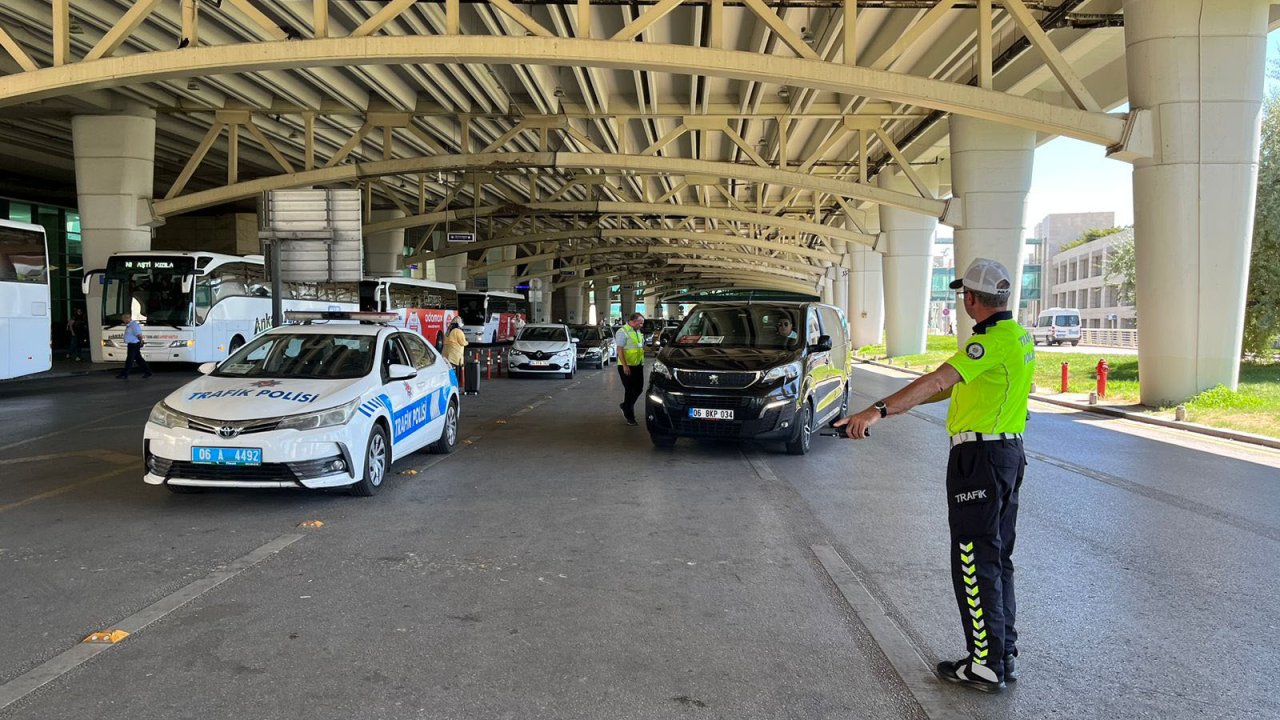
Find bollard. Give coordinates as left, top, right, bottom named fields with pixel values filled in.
left=1060, top=361, right=1069, bottom=393
left=1096, top=358, right=1110, bottom=399
left=1030, top=382, right=1038, bottom=394
left=1088, top=391, right=1098, bottom=405
left=486, top=349, right=492, bottom=380
left=1175, top=404, right=1187, bottom=421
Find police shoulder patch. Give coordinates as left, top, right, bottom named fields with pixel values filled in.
left=965, top=342, right=985, bottom=360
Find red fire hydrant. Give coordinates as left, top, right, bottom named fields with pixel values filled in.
left=1060, top=361, right=1069, bottom=393
left=1096, top=358, right=1110, bottom=399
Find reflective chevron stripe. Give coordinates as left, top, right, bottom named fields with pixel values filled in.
left=958, top=539, right=988, bottom=665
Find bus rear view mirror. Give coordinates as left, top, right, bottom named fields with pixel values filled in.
left=181, top=274, right=195, bottom=294
left=81, top=269, right=104, bottom=295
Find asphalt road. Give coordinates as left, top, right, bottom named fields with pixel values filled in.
left=1, top=362, right=1277, bottom=719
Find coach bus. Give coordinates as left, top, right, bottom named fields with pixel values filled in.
left=457, top=290, right=529, bottom=344
left=0, top=219, right=51, bottom=379
left=84, top=251, right=356, bottom=363
left=359, top=277, right=459, bottom=348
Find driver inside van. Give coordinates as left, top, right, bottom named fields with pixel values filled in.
left=775, top=317, right=799, bottom=348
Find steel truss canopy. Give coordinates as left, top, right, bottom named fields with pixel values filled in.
left=0, top=0, right=1140, bottom=292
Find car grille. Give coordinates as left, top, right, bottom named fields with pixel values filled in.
left=150, top=456, right=342, bottom=483
left=515, top=362, right=566, bottom=371
left=674, top=369, right=759, bottom=389
left=185, top=416, right=282, bottom=436
left=672, top=418, right=745, bottom=437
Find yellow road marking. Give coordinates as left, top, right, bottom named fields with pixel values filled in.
left=0, top=466, right=134, bottom=514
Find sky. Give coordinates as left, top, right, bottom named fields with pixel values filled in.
left=989, top=29, right=1280, bottom=240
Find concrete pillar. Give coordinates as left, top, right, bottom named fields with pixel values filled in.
left=948, top=116, right=1035, bottom=345
left=486, top=246, right=516, bottom=292
left=580, top=284, right=593, bottom=324
left=832, top=249, right=851, bottom=323
left=366, top=209, right=405, bottom=276
left=848, top=244, right=885, bottom=349
left=666, top=302, right=682, bottom=321
left=620, top=284, right=637, bottom=318
left=432, top=233, right=467, bottom=290
left=878, top=167, right=939, bottom=356
left=1124, top=0, right=1269, bottom=403
left=643, top=288, right=658, bottom=319
left=525, top=260, right=551, bottom=322
left=847, top=210, right=885, bottom=349
left=72, top=112, right=156, bottom=362
left=594, top=284, right=609, bottom=324
left=564, top=282, right=584, bottom=324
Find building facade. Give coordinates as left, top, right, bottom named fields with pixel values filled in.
left=1048, top=227, right=1136, bottom=329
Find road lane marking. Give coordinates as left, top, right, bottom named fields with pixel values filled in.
left=0, top=533, right=304, bottom=712
left=0, top=450, right=137, bottom=467
left=0, top=466, right=135, bottom=515
left=811, top=545, right=972, bottom=720
left=0, top=404, right=154, bottom=453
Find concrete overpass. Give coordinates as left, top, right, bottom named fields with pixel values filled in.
left=0, top=0, right=1275, bottom=404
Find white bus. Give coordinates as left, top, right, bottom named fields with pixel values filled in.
left=84, top=251, right=356, bottom=363
left=359, top=277, right=459, bottom=349
left=457, top=290, right=530, bottom=345
left=0, top=219, right=52, bottom=379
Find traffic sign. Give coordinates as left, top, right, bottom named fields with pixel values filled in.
left=447, top=231, right=476, bottom=243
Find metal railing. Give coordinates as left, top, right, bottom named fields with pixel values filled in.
left=1080, top=328, right=1138, bottom=348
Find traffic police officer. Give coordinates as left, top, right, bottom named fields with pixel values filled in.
left=614, top=313, right=647, bottom=425
left=835, top=258, right=1033, bottom=693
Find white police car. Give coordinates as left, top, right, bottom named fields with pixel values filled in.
left=144, top=312, right=460, bottom=495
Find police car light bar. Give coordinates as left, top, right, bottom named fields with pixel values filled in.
left=284, top=311, right=400, bottom=324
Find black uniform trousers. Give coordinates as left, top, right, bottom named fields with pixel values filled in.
left=945, top=437, right=1024, bottom=680
left=617, top=363, right=645, bottom=421
left=119, top=342, right=152, bottom=378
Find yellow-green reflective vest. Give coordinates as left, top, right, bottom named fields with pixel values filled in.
left=622, top=326, right=645, bottom=366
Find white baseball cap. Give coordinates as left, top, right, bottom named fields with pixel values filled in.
left=949, top=258, right=1012, bottom=296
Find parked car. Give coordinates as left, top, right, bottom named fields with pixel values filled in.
left=645, top=301, right=851, bottom=455
left=143, top=311, right=460, bottom=496
left=507, top=323, right=577, bottom=379
left=1031, top=307, right=1082, bottom=346
left=569, top=324, right=611, bottom=368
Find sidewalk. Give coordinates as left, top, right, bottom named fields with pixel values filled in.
left=858, top=357, right=1280, bottom=452
left=0, top=357, right=121, bottom=383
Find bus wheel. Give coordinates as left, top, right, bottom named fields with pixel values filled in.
left=228, top=335, right=246, bottom=353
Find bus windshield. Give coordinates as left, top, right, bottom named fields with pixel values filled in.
left=458, top=293, right=487, bottom=325
left=103, top=256, right=196, bottom=327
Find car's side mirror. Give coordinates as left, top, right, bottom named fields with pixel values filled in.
left=388, top=363, right=417, bottom=380
left=811, top=335, right=833, bottom=352
left=197, top=362, right=217, bottom=375
left=570, top=337, right=580, bottom=344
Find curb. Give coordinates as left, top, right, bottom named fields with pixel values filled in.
left=855, top=357, right=1280, bottom=453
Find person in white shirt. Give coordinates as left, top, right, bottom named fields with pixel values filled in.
left=116, top=313, right=152, bottom=380
left=614, top=313, right=647, bottom=425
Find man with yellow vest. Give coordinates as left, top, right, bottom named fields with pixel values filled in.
left=835, top=258, right=1034, bottom=694
left=614, top=312, right=647, bottom=425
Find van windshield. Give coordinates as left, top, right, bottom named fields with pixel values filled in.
left=1055, top=315, right=1080, bottom=327
left=674, top=305, right=802, bottom=349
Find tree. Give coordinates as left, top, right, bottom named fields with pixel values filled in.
left=1105, top=234, right=1137, bottom=312
left=1243, top=67, right=1280, bottom=356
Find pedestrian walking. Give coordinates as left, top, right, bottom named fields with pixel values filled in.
left=614, top=312, right=646, bottom=425
left=66, top=307, right=87, bottom=361
left=442, top=315, right=469, bottom=378
left=835, top=258, right=1034, bottom=693
left=116, top=313, right=152, bottom=379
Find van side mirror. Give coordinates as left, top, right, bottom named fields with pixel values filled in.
left=811, top=335, right=833, bottom=352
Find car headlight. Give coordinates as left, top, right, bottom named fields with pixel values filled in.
left=509, top=348, right=526, bottom=357
left=148, top=402, right=190, bottom=429
left=652, top=359, right=671, bottom=378
left=277, top=398, right=361, bottom=431
left=764, top=361, right=803, bottom=382
left=585, top=348, right=601, bottom=355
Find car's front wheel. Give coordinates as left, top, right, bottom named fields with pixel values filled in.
left=350, top=424, right=389, bottom=496
left=785, top=401, right=814, bottom=456
left=430, top=399, right=459, bottom=454
left=650, top=432, right=676, bottom=448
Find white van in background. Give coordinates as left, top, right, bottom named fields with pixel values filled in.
left=1032, top=307, right=1082, bottom=346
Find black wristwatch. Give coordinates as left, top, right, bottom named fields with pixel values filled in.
left=873, top=401, right=888, bottom=418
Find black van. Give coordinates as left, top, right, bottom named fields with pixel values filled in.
left=645, top=301, right=852, bottom=454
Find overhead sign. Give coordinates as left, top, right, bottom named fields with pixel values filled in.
left=448, top=231, right=476, bottom=243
